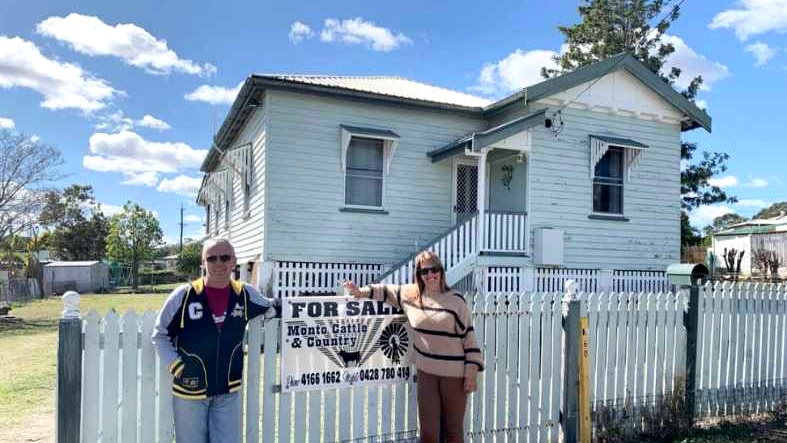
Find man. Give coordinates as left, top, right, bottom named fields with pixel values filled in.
left=153, top=238, right=277, bottom=443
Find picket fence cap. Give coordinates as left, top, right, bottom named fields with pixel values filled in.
left=62, top=291, right=80, bottom=319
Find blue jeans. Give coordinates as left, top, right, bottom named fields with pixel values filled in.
left=173, top=392, right=242, bottom=443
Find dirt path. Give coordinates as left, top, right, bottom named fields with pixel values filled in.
left=1, top=407, right=54, bottom=443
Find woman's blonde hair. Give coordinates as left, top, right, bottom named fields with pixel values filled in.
left=413, top=250, right=450, bottom=304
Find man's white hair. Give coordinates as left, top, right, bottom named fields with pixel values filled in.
left=202, top=238, right=236, bottom=258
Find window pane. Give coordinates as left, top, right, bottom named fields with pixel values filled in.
left=594, top=147, right=624, bottom=180
left=347, top=138, right=384, bottom=171
left=346, top=176, right=383, bottom=207
left=593, top=183, right=623, bottom=214
left=346, top=137, right=384, bottom=206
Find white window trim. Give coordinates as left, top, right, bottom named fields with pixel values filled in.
left=589, top=136, right=646, bottom=182
left=340, top=126, right=399, bottom=211
left=592, top=146, right=625, bottom=216
left=340, top=127, right=399, bottom=175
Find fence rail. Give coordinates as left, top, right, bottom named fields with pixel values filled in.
left=57, top=282, right=787, bottom=442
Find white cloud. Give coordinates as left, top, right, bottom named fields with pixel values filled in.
left=98, top=203, right=124, bottom=217
left=184, top=82, right=243, bottom=105
left=660, top=35, right=731, bottom=91
left=95, top=111, right=171, bottom=132
left=0, top=117, right=14, bottom=129
left=690, top=205, right=735, bottom=227
left=745, top=178, right=768, bottom=187
left=121, top=171, right=159, bottom=187
left=320, top=18, right=412, bottom=52
left=157, top=175, right=202, bottom=197
left=95, top=110, right=134, bottom=132
left=708, top=175, right=739, bottom=188
left=736, top=199, right=770, bottom=208
left=184, top=214, right=203, bottom=223
left=694, top=99, right=708, bottom=110
left=289, top=21, right=314, bottom=44
left=137, top=114, right=171, bottom=130
left=468, top=36, right=727, bottom=99
left=36, top=13, right=216, bottom=76
left=745, top=41, right=779, bottom=66
left=709, top=0, right=787, bottom=41
left=470, top=49, right=558, bottom=97
left=29, top=135, right=40, bottom=143
left=83, top=131, right=207, bottom=174
left=0, top=36, right=118, bottom=112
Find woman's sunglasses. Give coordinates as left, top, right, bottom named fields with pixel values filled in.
left=206, top=254, right=233, bottom=263
left=416, top=267, right=441, bottom=276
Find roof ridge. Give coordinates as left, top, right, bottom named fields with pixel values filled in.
left=259, top=74, right=406, bottom=80
left=257, top=73, right=485, bottom=95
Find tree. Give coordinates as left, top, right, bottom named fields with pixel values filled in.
left=176, top=241, right=203, bottom=279
left=681, top=211, right=701, bottom=248
left=106, top=202, right=163, bottom=289
left=0, top=129, right=64, bottom=245
left=39, top=185, right=109, bottom=261
left=753, top=202, right=787, bottom=220
left=543, top=0, right=736, bottom=245
left=703, top=213, right=748, bottom=236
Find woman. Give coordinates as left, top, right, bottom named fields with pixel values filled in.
left=343, top=250, right=483, bottom=443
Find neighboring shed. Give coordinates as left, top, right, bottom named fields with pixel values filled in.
left=712, top=216, right=787, bottom=277
left=43, top=261, right=110, bottom=295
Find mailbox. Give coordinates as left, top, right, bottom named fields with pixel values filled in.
left=666, top=263, right=709, bottom=287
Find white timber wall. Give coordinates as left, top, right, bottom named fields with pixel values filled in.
left=213, top=96, right=269, bottom=265
left=264, top=90, right=487, bottom=265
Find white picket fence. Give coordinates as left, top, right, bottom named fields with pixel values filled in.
left=64, top=283, right=787, bottom=442
left=582, top=291, right=687, bottom=409
left=694, top=282, right=787, bottom=417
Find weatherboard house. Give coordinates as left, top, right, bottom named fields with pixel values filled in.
left=196, top=54, right=710, bottom=296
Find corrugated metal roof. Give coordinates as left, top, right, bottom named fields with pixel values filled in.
left=260, top=75, right=492, bottom=108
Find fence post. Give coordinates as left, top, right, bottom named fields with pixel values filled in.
left=683, top=284, right=701, bottom=425
left=598, top=270, right=614, bottom=292
left=521, top=267, right=535, bottom=292
left=562, top=280, right=591, bottom=443
left=57, top=291, right=82, bottom=443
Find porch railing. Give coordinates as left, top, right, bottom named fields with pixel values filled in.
left=480, top=210, right=528, bottom=255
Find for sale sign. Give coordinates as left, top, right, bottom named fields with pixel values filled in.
left=280, top=296, right=415, bottom=392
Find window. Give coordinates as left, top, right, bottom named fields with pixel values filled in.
left=206, top=204, right=211, bottom=234
left=242, top=149, right=253, bottom=215
left=345, top=137, right=384, bottom=207
left=224, top=195, right=231, bottom=227
left=593, top=147, right=624, bottom=214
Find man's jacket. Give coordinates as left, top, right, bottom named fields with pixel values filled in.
left=152, top=278, right=274, bottom=399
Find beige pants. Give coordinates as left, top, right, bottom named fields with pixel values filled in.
left=417, top=370, right=467, bottom=443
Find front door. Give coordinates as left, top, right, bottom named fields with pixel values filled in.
left=452, top=161, right=478, bottom=224
left=488, top=153, right=527, bottom=213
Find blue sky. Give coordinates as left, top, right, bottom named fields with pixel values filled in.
left=0, top=0, right=785, bottom=243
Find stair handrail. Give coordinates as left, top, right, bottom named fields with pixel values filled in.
left=375, top=212, right=479, bottom=284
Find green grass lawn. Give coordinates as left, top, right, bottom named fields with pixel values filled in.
left=0, top=293, right=167, bottom=434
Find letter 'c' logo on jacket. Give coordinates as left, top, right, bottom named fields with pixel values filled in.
left=188, top=302, right=203, bottom=320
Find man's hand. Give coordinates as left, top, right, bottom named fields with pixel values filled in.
left=464, top=375, right=477, bottom=393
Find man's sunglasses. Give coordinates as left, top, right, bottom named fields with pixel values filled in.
left=206, top=254, right=233, bottom=263
left=416, top=267, right=441, bottom=276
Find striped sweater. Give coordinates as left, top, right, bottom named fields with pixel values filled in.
left=364, top=283, right=484, bottom=378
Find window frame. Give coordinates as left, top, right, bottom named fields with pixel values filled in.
left=592, top=146, right=625, bottom=216
left=343, top=135, right=386, bottom=210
